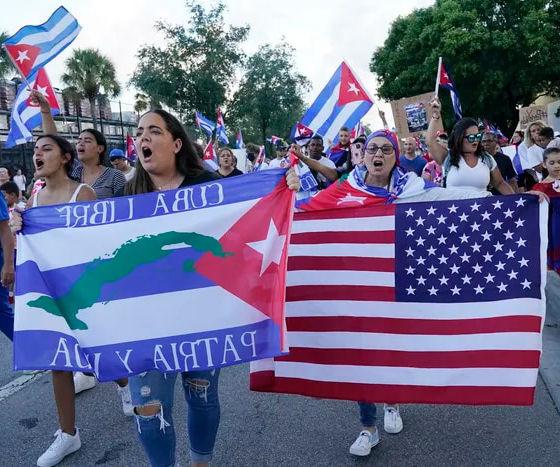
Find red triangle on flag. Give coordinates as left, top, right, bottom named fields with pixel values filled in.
left=27, top=68, right=60, bottom=110
left=195, top=182, right=294, bottom=327
left=439, top=63, right=452, bottom=86
left=338, top=62, right=372, bottom=106
left=4, top=44, right=40, bottom=77
left=203, top=141, right=215, bottom=161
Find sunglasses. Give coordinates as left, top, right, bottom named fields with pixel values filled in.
left=463, top=132, right=484, bottom=144
left=365, top=144, right=394, bottom=155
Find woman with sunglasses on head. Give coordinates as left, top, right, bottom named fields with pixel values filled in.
left=426, top=97, right=514, bottom=195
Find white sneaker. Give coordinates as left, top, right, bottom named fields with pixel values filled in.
left=383, top=404, right=403, bottom=434
left=117, top=384, right=134, bottom=416
left=37, top=428, right=81, bottom=467
left=349, top=429, right=379, bottom=456
left=73, top=372, right=96, bottom=394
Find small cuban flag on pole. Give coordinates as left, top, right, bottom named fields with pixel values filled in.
left=236, top=130, right=245, bottom=149
left=436, top=57, right=463, bottom=121
left=2, top=6, right=81, bottom=79
left=5, top=68, right=60, bottom=148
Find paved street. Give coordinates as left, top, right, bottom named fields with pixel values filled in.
left=1, top=327, right=560, bottom=466
left=1, top=275, right=559, bottom=466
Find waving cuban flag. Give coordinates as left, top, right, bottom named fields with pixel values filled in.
left=438, top=60, right=463, bottom=121
left=2, top=6, right=81, bottom=79
left=216, top=108, right=229, bottom=145
left=292, top=61, right=374, bottom=146
left=236, top=130, right=245, bottom=149
left=195, top=111, right=216, bottom=138
left=5, top=68, right=60, bottom=148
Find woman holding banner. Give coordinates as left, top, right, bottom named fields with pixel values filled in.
left=10, top=128, right=96, bottom=467
left=295, top=128, right=546, bottom=457
left=127, top=109, right=300, bottom=467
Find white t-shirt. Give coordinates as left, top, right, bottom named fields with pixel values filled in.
left=445, top=156, right=497, bottom=192
left=13, top=174, right=26, bottom=192
left=124, top=167, right=136, bottom=182
left=315, top=155, right=336, bottom=186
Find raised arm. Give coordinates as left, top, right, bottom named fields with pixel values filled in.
left=29, top=90, right=57, bottom=134
left=425, top=96, right=448, bottom=165
left=379, top=109, right=389, bottom=129
left=290, top=144, right=338, bottom=182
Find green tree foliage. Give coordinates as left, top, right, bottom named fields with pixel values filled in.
left=0, top=32, right=15, bottom=79
left=130, top=1, right=248, bottom=119
left=370, top=0, right=560, bottom=133
left=229, top=43, right=310, bottom=144
left=61, top=48, right=120, bottom=128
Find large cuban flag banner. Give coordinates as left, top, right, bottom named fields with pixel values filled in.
left=14, top=170, right=294, bottom=381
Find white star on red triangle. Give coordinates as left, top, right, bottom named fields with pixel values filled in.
left=247, top=219, right=286, bottom=276
left=347, top=82, right=360, bottom=95
left=16, top=49, right=30, bottom=64
left=36, top=85, right=49, bottom=98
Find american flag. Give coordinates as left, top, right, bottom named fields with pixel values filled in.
left=251, top=195, right=547, bottom=405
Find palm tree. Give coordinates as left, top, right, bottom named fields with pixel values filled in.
left=0, top=31, right=15, bottom=80
left=61, top=48, right=120, bottom=128
left=134, top=92, right=149, bottom=117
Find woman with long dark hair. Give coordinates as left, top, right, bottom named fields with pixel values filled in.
left=426, top=97, right=514, bottom=195
left=127, top=109, right=299, bottom=466
left=10, top=133, right=96, bottom=467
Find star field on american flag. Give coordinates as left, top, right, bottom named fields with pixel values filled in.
left=395, top=196, right=541, bottom=302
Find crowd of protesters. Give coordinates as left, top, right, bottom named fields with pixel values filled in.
left=0, top=85, right=558, bottom=467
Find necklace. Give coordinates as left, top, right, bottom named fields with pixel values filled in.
left=156, top=174, right=183, bottom=191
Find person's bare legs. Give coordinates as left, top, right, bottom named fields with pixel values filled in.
left=52, top=370, right=76, bottom=434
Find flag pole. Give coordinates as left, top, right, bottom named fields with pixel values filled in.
left=434, top=56, right=442, bottom=97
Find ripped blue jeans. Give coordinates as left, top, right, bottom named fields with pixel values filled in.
left=129, top=369, right=221, bottom=466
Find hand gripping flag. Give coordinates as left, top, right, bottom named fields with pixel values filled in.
left=251, top=195, right=548, bottom=406
left=236, top=130, right=245, bottom=149
left=2, top=6, right=81, bottom=79
left=6, top=68, right=60, bottom=148
left=14, top=170, right=294, bottom=381
left=292, top=61, right=373, bottom=145
left=216, top=108, right=229, bottom=145
left=126, top=134, right=137, bottom=162
left=438, top=60, right=463, bottom=121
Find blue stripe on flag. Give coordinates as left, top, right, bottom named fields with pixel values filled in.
left=16, top=246, right=215, bottom=298
left=316, top=100, right=372, bottom=141
left=14, top=320, right=282, bottom=381
left=22, top=169, right=287, bottom=234
left=300, top=64, right=342, bottom=127
left=4, top=7, right=69, bottom=44
left=32, top=20, right=80, bottom=52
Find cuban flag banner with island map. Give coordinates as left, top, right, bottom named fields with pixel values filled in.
left=13, top=170, right=294, bottom=381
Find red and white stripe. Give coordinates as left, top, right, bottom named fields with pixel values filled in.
left=250, top=205, right=544, bottom=406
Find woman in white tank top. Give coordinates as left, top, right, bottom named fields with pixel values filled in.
left=426, top=97, right=515, bottom=196
left=13, top=134, right=96, bottom=467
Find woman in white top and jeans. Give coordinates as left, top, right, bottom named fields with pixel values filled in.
left=426, top=97, right=514, bottom=196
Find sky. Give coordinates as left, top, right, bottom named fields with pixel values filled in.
left=1, top=0, right=435, bottom=129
